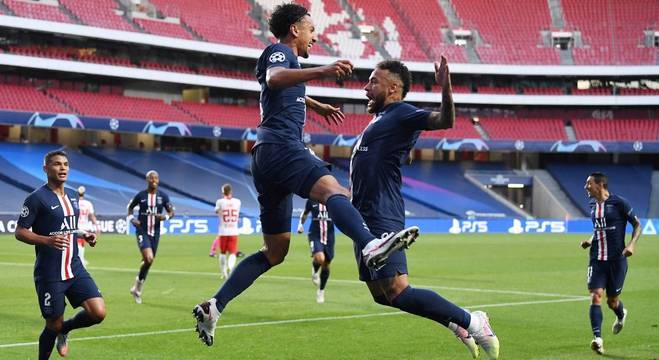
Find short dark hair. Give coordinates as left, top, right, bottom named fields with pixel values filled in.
left=269, top=3, right=309, bottom=40
left=589, top=171, right=608, bottom=189
left=44, top=150, right=68, bottom=165
left=376, top=60, right=411, bottom=98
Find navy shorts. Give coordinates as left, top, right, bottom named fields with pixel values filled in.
left=587, top=257, right=628, bottom=296
left=309, top=233, right=336, bottom=261
left=251, top=142, right=331, bottom=234
left=35, top=273, right=102, bottom=319
left=136, top=230, right=160, bottom=255
left=353, top=225, right=408, bottom=282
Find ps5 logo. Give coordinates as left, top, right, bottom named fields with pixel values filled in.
left=449, top=219, right=488, bottom=234
left=508, top=219, right=566, bottom=234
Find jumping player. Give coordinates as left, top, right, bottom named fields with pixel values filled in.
left=349, top=58, right=500, bottom=359
left=297, top=199, right=335, bottom=303
left=193, top=3, right=418, bottom=346
left=127, top=170, right=174, bottom=304
left=15, top=150, right=105, bottom=359
left=76, top=186, right=98, bottom=267
left=582, top=172, right=641, bottom=355
left=212, top=184, right=242, bottom=279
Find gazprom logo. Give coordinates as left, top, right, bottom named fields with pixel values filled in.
left=28, top=113, right=85, bottom=129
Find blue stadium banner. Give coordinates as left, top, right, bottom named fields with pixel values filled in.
left=1, top=110, right=658, bottom=153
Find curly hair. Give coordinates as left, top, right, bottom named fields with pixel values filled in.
left=268, top=3, right=309, bottom=40
left=376, top=60, right=412, bottom=98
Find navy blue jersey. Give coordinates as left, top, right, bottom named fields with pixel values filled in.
left=255, top=43, right=307, bottom=145
left=304, top=199, right=334, bottom=243
left=350, top=102, right=430, bottom=231
left=127, top=190, right=172, bottom=237
left=17, top=185, right=86, bottom=282
left=589, top=194, right=636, bottom=261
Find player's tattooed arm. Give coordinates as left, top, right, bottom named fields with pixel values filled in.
left=306, top=96, right=345, bottom=125
left=15, top=226, right=70, bottom=250
left=427, top=56, right=455, bottom=130
left=580, top=234, right=594, bottom=249
left=623, top=216, right=641, bottom=257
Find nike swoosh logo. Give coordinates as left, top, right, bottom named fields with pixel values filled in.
left=51, top=205, right=60, bottom=210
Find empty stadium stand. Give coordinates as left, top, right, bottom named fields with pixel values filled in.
left=480, top=118, right=567, bottom=141
left=572, top=119, right=659, bottom=141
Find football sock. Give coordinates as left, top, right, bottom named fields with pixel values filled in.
left=210, top=238, right=219, bottom=254
left=391, top=286, right=471, bottom=328
left=138, top=264, right=150, bottom=282
left=61, top=311, right=97, bottom=334
left=590, top=304, right=603, bottom=337
left=213, top=251, right=272, bottom=312
left=38, top=327, right=57, bottom=360
left=312, top=261, right=321, bottom=274
left=227, top=253, right=237, bottom=272
left=613, top=300, right=625, bottom=320
left=319, top=268, right=330, bottom=290
left=219, top=254, right=227, bottom=273
left=325, top=194, right=375, bottom=248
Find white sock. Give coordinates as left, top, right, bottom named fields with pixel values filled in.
left=134, top=277, right=144, bottom=293
left=227, top=254, right=237, bottom=273
left=219, top=254, right=227, bottom=274
left=467, top=312, right=482, bottom=334
left=78, top=245, right=86, bottom=267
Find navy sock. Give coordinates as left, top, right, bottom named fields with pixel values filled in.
left=613, top=300, right=625, bottom=320
left=391, top=286, right=471, bottom=328
left=61, top=311, right=97, bottom=334
left=319, top=268, right=330, bottom=290
left=38, top=327, right=57, bottom=360
left=325, top=194, right=375, bottom=248
left=590, top=304, right=603, bottom=337
left=138, top=264, right=150, bottom=281
left=312, top=261, right=320, bottom=274
left=213, top=251, right=272, bottom=312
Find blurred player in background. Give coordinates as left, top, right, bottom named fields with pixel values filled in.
left=297, top=199, right=335, bottom=303
left=349, top=58, right=499, bottom=359
left=76, top=186, right=98, bottom=267
left=192, top=3, right=419, bottom=347
left=127, top=170, right=174, bottom=304
left=582, top=172, right=641, bottom=355
left=15, top=150, right=105, bottom=359
left=212, top=184, right=242, bottom=279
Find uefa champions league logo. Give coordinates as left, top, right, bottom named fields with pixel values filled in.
left=20, top=205, right=29, bottom=218
left=550, top=140, right=606, bottom=153
left=28, top=113, right=85, bottom=129
left=142, top=122, right=191, bottom=136
left=633, top=141, right=643, bottom=152
left=115, top=218, right=128, bottom=234
left=109, top=118, right=120, bottom=131
left=241, top=129, right=257, bottom=141
left=331, top=135, right=358, bottom=147
left=436, top=139, right=489, bottom=151
left=212, top=126, right=222, bottom=137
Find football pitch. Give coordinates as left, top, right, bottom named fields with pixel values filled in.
left=1, top=232, right=657, bottom=359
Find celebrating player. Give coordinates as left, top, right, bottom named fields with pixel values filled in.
left=15, top=150, right=105, bottom=359
left=127, top=170, right=174, bottom=304
left=348, top=58, right=499, bottom=359
left=192, top=3, right=418, bottom=346
left=298, top=199, right=335, bottom=303
left=212, top=184, right=242, bottom=279
left=581, top=172, right=641, bottom=355
left=76, top=186, right=98, bottom=267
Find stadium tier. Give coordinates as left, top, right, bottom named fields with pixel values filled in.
left=545, top=163, right=652, bottom=218
left=1, top=0, right=656, bottom=65
left=480, top=118, right=568, bottom=141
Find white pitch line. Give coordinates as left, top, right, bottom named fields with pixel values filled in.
left=0, top=296, right=588, bottom=349
left=0, top=261, right=583, bottom=298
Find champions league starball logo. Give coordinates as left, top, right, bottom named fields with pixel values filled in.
left=28, top=113, right=85, bottom=129
left=550, top=140, right=606, bottom=153
left=115, top=218, right=128, bottom=234
left=109, top=118, right=120, bottom=131
left=436, top=138, right=490, bottom=151
left=212, top=126, right=222, bottom=137
left=20, top=205, right=29, bottom=218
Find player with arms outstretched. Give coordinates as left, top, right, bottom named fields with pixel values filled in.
left=297, top=199, right=335, bottom=303
left=582, top=172, right=641, bottom=355
left=15, top=150, right=105, bottom=359
left=212, top=184, right=242, bottom=278
left=127, top=170, right=174, bottom=304
left=192, top=3, right=419, bottom=346
left=349, top=58, right=500, bottom=359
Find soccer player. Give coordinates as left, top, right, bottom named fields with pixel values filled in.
left=297, top=199, right=335, bottom=303
left=349, top=58, right=500, bottom=359
left=581, top=172, right=641, bottom=355
left=212, top=184, right=242, bottom=279
left=15, top=150, right=105, bottom=359
left=76, top=186, right=98, bottom=267
left=193, top=3, right=418, bottom=346
left=127, top=170, right=174, bottom=304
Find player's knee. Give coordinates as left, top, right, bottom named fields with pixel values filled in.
left=606, top=297, right=619, bottom=309
left=144, top=256, right=154, bottom=266
left=263, top=248, right=288, bottom=266
left=92, top=307, right=106, bottom=323
left=46, top=318, right=63, bottom=332
left=589, top=291, right=603, bottom=304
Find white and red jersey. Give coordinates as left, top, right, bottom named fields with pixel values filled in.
left=215, top=196, right=241, bottom=236
left=78, top=198, right=96, bottom=232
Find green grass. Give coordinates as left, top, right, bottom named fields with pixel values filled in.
left=1, top=232, right=658, bottom=359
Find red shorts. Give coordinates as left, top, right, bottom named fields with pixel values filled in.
left=217, top=235, right=238, bottom=254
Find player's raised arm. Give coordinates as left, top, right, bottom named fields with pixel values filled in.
left=622, top=216, right=641, bottom=257
left=266, top=59, right=354, bottom=90
left=426, top=55, right=455, bottom=130
left=305, top=96, right=345, bottom=125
